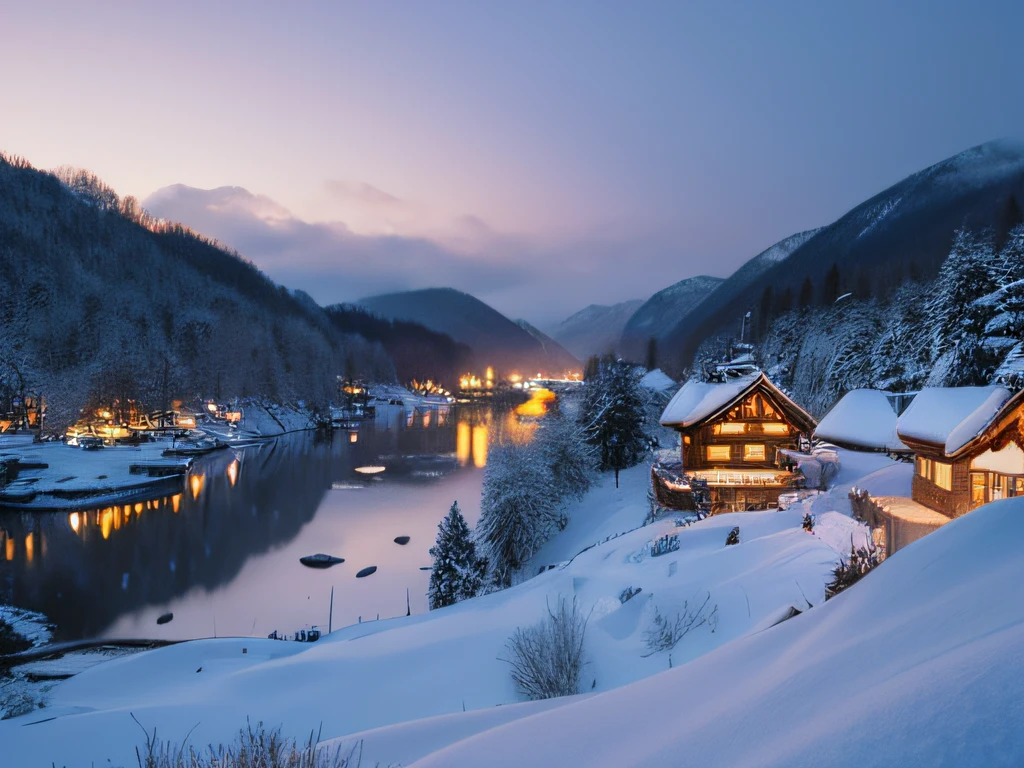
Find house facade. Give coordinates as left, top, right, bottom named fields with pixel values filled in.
left=896, top=386, right=1024, bottom=518
left=659, top=372, right=816, bottom=512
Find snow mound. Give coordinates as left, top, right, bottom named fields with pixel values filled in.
left=401, top=497, right=1024, bottom=767
left=814, top=389, right=907, bottom=452
left=639, top=368, right=676, bottom=393
left=896, top=386, right=1009, bottom=454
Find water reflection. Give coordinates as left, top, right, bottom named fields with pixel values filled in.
left=0, top=405, right=497, bottom=641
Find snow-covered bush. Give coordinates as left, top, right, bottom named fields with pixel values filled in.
left=428, top=501, right=487, bottom=610
left=132, top=716, right=358, bottom=767
left=725, top=527, right=740, bottom=546
left=642, top=593, right=718, bottom=656
left=477, top=441, right=562, bottom=588
left=538, top=405, right=597, bottom=502
left=802, top=513, right=815, bottom=532
left=502, top=596, right=590, bottom=701
left=825, top=544, right=880, bottom=600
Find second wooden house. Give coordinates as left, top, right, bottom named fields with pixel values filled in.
left=659, top=372, right=816, bottom=512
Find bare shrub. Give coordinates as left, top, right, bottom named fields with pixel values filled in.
left=132, top=715, right=362, bottom=768
left=642, top=593, right=718, bottom=657
left=502, top=596, right=590, bottom=700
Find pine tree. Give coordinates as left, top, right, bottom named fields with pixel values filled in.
left=822, top=263, right=841, bottom=305
left=579, top=360, right=654, bottom=471
left=798, top=277, right=814, bottom=309
left=428, top=501, right=487, bottom=609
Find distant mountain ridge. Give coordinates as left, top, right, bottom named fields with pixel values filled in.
left=548, top=299, right=645, bottom=359
left=358, top=287, right=579, bottom=375
left=619, top=275, right=724, bottom=360
left=658, top=138, right=1024, bottom=372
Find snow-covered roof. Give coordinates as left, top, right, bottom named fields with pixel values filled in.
left=814, top=390, right=908, bottom=452
left=659, top=374, right=761, bottom=427
left=896, top=386, right=1011, bottom=455
left=639, top=368, right=676, bottom=393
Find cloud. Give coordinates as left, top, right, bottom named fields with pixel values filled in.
left=142, top=183, right=680, bottom=326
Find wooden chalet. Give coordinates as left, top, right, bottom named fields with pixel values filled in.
left=813, top=389, right=910, bottom=453
left=659, top=372, right=816, bottom=512
left=896, top=385, right=1024, bottom=518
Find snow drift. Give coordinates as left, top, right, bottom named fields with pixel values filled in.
left=398, top=497, right=1024, bottom=767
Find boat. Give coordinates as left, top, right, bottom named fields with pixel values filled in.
left=299, top=553, right=345, bottom=568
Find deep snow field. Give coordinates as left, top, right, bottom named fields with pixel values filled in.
left=5, top=449, right=1021, bottom=767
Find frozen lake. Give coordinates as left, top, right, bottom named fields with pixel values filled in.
left=0, top=405, right=495, bottom=642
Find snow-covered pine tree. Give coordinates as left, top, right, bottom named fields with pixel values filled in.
left=477, top=441, right=561, bottom=588
left=869, top=280, right=931, bottom=391
left=539, top=405, right=597, bottom=503
left=578, top=360, right=654, bottom=471
left=428, top=501, right=487, bottom=610
left=925, top=229, right=1000, bottom=385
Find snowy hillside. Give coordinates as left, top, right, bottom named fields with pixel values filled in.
left=0, top=454, right=892, bottom=768
left=386, top=494, right=1024, bottom=768
left=548, top=299, right=645, bottom=359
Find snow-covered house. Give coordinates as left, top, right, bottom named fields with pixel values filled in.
left=813, top=389, right=909, bottom=453
left=659, top=372, right=816, bottom=512
left=895, top=385, right=1024, bottom=517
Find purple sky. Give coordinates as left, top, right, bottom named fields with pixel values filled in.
left=3, top=1, right=1023, bottom=325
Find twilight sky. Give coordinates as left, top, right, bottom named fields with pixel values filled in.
left=3, top=0, right=1024, bottom=325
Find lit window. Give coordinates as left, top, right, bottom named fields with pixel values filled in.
left=971, top=473, right=986, bottom=506
left=933, top=461, right=952, bottom=491
left=744, top=444, right=766, bottom=461
left=707, top=445, right=731, bottom=461
left=715, top=422, right=746, bottom=435
left=916, top=457, right=931, bottom=478
left=762, top=423, right=789, bottom=435
left=990, top=473, right=1005, bottom=501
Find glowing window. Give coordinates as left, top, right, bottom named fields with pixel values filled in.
left=715, top=422, right=746, bottom=435
left=744, top=444, right=766, bottom=461
left=933, top=461, right=952, bottom=491
left=707, top=445, right=731, bottom=461
left=971, top=473, right=986, bottom=506
left=762, top=423, right=789, bottom=435
left=916, top=457, right=931, bottom=478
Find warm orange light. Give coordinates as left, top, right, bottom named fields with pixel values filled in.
left=69, top=512, right=80, bottom=533
left=190, top=474, right=205, bottom=500
left=457, top=421, right=471, bottom=466
left=227, top=459, right=240, bottom=486
left=509, top=374, right=522, bottom=383
left=24, top=533, right=33, bottom=563
left=472, top=425, right=488, bottom=468
left=134, top=503, right=143, bottom=514
left=101, top=510, right=113, bottom=539
left=226, top=411, right=242, bottom=423
left=4, top=537, right=13, bottom=561
left=515, top=388, right=556, bottom=417
left=423, top=408, right=432, bottom=428
left=207, top=402, right=218, bottom=413
left=172, top=494, right=182, bottom=513
left=348, top=432, right=358, bottom=444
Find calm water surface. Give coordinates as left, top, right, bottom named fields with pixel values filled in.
left=0, top=405, right=497, bottom=641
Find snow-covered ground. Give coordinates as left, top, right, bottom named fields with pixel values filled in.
left=0, top=449, right=931, bottom=767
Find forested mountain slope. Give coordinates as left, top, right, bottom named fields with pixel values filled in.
left=0, top=156, right=394, bottom=427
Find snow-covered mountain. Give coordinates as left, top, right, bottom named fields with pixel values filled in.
left=548, top=299, right=645, bottom=359
left=359, top=287, right=580, bottom=375
left=618, top=275, right=724, bottom=361
left=514, top=319, right=581, bottom=369
left=668, top=138, right=1024, bottom=369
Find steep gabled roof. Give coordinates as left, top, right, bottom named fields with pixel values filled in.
left=896, top=386, right=1011, bottom=457
left=659, top=372, right=815, bottom=433
left=814, top=389, right=909, bottom=452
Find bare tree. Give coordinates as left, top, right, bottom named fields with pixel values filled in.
left=642, top=592, right=718, bottom=656
left=502, top=596, right=590, bottom=700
